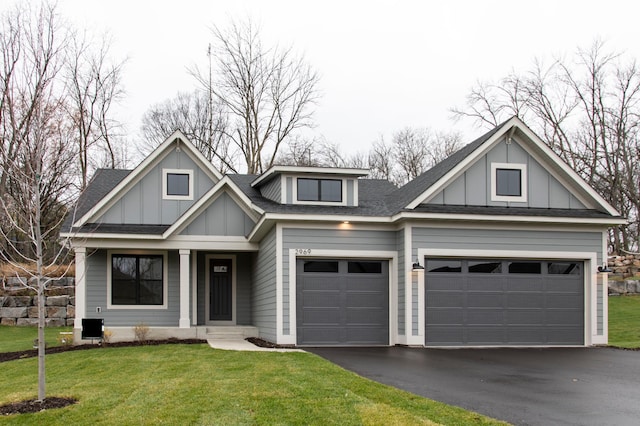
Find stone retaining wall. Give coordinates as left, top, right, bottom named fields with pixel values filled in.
left=0, top=277, right=75, bottom=326
left=607, top=254, right=640, bottom=295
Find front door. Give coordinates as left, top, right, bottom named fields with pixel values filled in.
left=209, top=258, right=233, bottom=321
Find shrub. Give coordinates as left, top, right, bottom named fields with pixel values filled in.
left=133, top=322, right=150, bottom=344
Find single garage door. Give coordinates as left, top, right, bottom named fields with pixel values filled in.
left=297, top=259, right=389, bottom=346
left=425, top=258, right=584, bottom=346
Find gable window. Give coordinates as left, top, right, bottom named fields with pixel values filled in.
left=491, top=163, right=527, bottom=202
left=297, top=178, right=342, bottom=202
left=110, top=253, right=166, bottom=307
left=163, top=169, right=194, bottom=200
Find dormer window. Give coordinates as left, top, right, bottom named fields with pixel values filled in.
left=163, top=169, right=194, bottom=200
left=297, top=178, right=342, bottom=202
left=491, top=163, right=527, bottom=202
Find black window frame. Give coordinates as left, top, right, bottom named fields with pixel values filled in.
left=166, top=172, right=190, bottom=197
left=297, top=178, right=343, bottom=202
left=495, top=168, right=522, bottom=197
left=111, top=254, right=164, bottom=305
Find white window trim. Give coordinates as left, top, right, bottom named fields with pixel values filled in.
left=107, top=250, right=169, bottom=310
left=491, top=162, right=527, bottom=202
left=162, top=169, right=194, bottom=201
left=291, top=175, right=348, bottom=206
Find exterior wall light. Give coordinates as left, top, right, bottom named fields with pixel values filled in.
left=412, top=259, right=425, bottom=272
left=597, top=264, right=612, bottom=273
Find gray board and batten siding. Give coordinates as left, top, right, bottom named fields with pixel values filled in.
left=84, top=250, right=185, bottom=327
left=426, top=137, right=587, bottom=209
left=180, top=192, right=255, bottom=236
left=97, top=149, right=216, bottom=225
left=251, top=227, right=278, bottom=343
left=282, top=228, right=398, bottom=340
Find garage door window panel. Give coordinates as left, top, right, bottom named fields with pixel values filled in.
left=508, top=261, right=542, bottom=274
left=348, top=261, right=382, bottom=274
left=303, top=261, right=339, bottom=273
left=427, top=259, right=462, bottom=273
left=468, top=260, right=503, bottom=273
left=548, top=262, right=581, bottom=275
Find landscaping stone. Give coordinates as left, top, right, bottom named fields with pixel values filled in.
left=46, top=295, right=69, bottom=306
left=6, top=277, right=28, bottom=287
left=46, top=318, right=66, bottom=327
left=0, top=307, right=27, bottom=318
left=67, top=305, right=75, bottom=318
left=0, top=296, right=4, bottom=307
left=1, top=318, right=16, bottom=326
left=69, top=296, right=75, bottom=306
left=46, top=307, right=67, bottom=318
left=16, top=318, right=39, bottom=326
left=66, top=318, right=74, bottom=327
left=28, top=306, right=39, bottom=318
left=1, top=297, right=16, bottom=307
left=13, top=296, right=32, bottom=307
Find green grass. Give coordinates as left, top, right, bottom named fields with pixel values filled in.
left=608, top=294, right=640, bottom=348
left=0, top=325, right=72, bottom=353
left=0, top=344, right=506, bottom=425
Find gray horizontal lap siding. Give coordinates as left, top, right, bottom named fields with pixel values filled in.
left=412, top=226, right=605, bottom=337
left=252, top=227, right=278, bottom=342
left=85, top=249, right=181, bottom=326
left=260, top=177, right=281, bottom=203
left=282, top=228, right=397, bottom=339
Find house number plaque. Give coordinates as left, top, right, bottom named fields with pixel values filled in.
left=295, top=249, right=312, bottom=255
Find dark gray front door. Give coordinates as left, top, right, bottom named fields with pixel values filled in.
left=210, top=259, right=232, bottom=321
left=297, top=259, right=389, bottom=346
left=425, top=259, right=584, bottom=346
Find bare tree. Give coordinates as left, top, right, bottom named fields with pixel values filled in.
left=451, top=39, right=640, bottom=252
left=191, top=19, right=320, bottom=174
left=0, top=1, right=76, bottom=402
left=65, top=31, right=126, bottom=189
left=140, top=90, right=235, bottom=173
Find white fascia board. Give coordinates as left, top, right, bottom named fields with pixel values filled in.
left=394, top=211, right=627, bottom=226
left=251, top=165, right=369, bottom=187
left=66, top=237, right=259, bottom=251
left=260, top=213, right=393, bottom=224
left=163, top=177, right=262, bottom=239
left=405, top=117, right=519, bottom=209
left=513, top=123, right=621, bottom=217
left=74, top=131, right=221, bottom=228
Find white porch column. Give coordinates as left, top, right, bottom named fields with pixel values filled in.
left=74, top=247, right=87, bottom=328
left=179, top=249, right=191, bottom=328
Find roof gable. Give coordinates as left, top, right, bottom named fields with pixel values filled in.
left=398, top=116, right=620, bottom=216
left=73, top=131, right=222, bottom=228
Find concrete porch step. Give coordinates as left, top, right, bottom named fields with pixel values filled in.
left=205, top=326, right=259, bottom=340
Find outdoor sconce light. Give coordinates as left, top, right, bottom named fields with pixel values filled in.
left=412, top=259, right=425, bottom=272
left=597, top=264, right=612, bottom=273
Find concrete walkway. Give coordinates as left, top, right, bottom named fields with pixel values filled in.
left=207, top=339, right=304, bottom=352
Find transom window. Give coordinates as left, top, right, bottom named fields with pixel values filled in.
left=111, top=254, right=164, bottom=305
left=297, top=178, right=342, bottom=202
left=491, top=163, right=527, bottom=202
left=163, top=169, right=194, bottom=200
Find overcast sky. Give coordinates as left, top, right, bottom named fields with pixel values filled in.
left=24, top=0, right=640, bottom=154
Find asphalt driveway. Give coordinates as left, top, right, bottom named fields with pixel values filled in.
left=309, top=347, right=640, bottom=426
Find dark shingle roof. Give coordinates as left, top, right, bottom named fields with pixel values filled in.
left=62, top=169, right=131, bottom=232
left=385, top=120, right=510, bottom=211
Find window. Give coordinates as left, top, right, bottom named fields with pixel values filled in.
left=426, top=259, right=462, bottom=273
left=162, top=169, right=194, bottom=200
left=303, top=260, right=339, bottom=273
left=491, top=163, right=527, bottom=202
left=468, top=260, right=502, bottom=273
left=348, top=261, right=382, bottom=274
left=297, top=178, right=342, bottom=202
left=508, top=261, right=541, bottom=274
left=111, top=254, right=164, bottom=305
left=548, top=262, right=581, bottom=275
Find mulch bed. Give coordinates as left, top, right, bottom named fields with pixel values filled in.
left=0, top=338, right=207, bottom=415
left=0, top=397, right=78, bottom=416
left=245, top=337, right=296, bottom=349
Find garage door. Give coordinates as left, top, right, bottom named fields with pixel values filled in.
left=425, top=259, right=584, bottom=346
left=297, top=259, right=389, bottom=346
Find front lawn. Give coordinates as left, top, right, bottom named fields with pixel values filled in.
left=608, top=295, right=640, bottom=348
left=0, top=325, right=72, bottom=353
left=0, top=344, right=505, bottom=425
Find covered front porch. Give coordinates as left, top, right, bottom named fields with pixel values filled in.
left=73, top=247, right=263, bottom=344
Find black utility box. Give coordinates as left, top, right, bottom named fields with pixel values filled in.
left=81, top=318, right=104, bottom=340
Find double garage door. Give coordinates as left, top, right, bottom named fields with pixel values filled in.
left=425, top=258, right=585, bottom=346
left=296, top=259, right=389, bottom=346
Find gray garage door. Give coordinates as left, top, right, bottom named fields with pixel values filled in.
left=425, top=259, right=584, bottom=346
left=297, top=259, right=389, bottom=346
